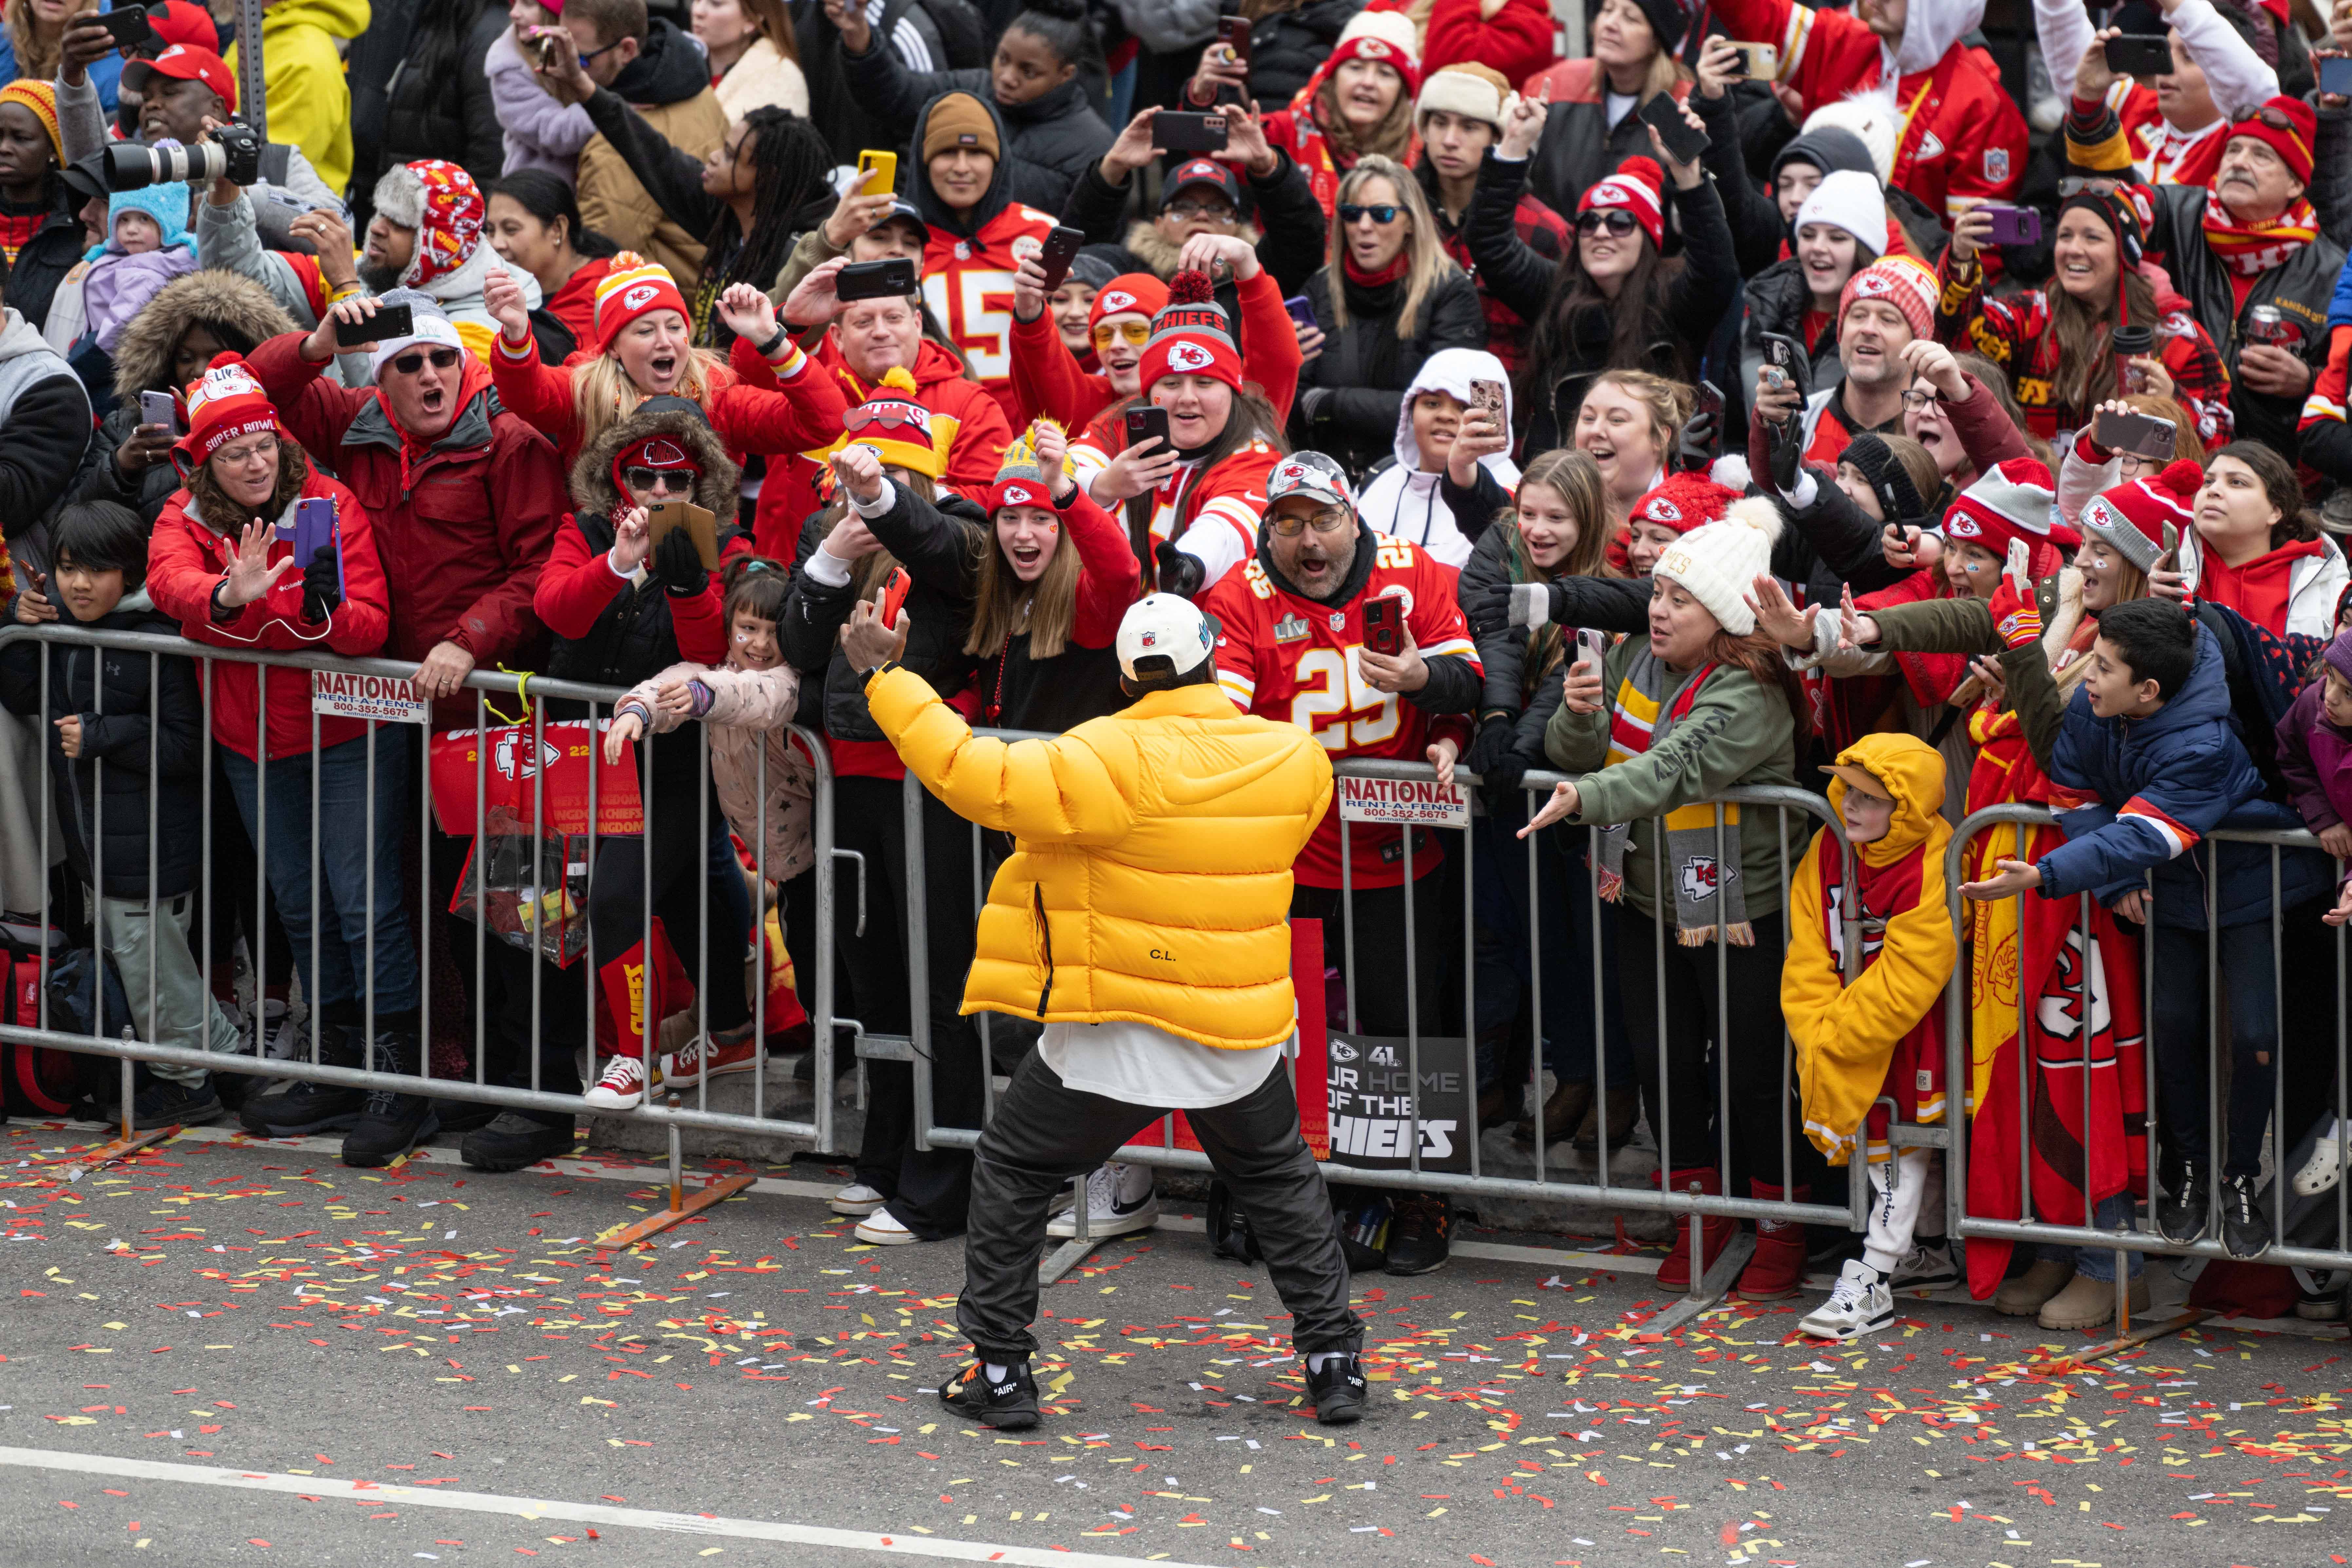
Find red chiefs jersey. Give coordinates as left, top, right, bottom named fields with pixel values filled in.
left=921, top=202, right=1059, bottom=421
left=1070, top=417, right=1279, bottom=592
left=1202, top=536, right=1481, bottom=890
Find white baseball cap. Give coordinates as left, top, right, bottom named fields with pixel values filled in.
left=1116, top=592, right=1215, bottom=681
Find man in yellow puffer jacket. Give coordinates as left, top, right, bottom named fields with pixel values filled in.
left=849, top=592, right=1369, bottom=1431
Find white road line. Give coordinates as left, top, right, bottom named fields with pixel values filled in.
left=0, top=1445, right=1208, bottom=1566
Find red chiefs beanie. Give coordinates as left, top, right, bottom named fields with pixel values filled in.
left=1088, top=272, right=1170, bottom=335
left=1579, top=157, right=1666, bottom=250
left=1137, top=270, right=1242, bottom=394
left=1630, top=471, right=1741, bottom=537
left=2080, top=458, right=2203, bottom=573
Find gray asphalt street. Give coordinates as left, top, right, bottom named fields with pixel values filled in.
left=0, top=1118, right=2343, bottom=1566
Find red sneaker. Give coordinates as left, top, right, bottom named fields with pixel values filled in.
left=663, top=1026, right=759, bottom=1087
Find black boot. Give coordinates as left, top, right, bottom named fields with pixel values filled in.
left=461, top=1113, right=577, bottom=1172
left=131, top=1075, right=223, bottom=1131
left=340, top=1026, right=439, bottom=1168
left=2155, top=1154, right=2209, bottom=1244
left=238, top=1010, right=366, bottom=1136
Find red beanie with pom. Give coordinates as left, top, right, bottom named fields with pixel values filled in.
left=1630, top=471, right=1741, bottom=536
left=1138, top=270, right=1243, bottom=394
left=1579, top=156, right=1666, bottom=250
left=2080, top=457, right=2203, bottom=574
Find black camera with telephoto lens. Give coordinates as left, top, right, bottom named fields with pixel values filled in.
left=105, top=122, right=265, bottom=193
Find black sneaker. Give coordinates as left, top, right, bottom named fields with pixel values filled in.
left=340, top=1032, right=439, bottom=1168
left=430, top=1097, right=503, bottom=1135
left=460, top=1113, right=576, bottom=1172
left=239, top=1022, right=366, bottom=1136
left=2219, top=1173, right=2270, bottom=1260
left=1304, top=1351, right=1367, bottom=1424
left=2155, top=1155, right=2209, bottom=1244
left=1384, top=1194, right=1452, bottom=1275
left=130, top=1075, right=223, bottom=1131
left=939, top=1361, right=1039, bottom=1430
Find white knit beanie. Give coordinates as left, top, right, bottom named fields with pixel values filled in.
left=1792, top=168, right=1886, bottom=251
left=1654, top=496, right=1786, bottom=637
left=1799, top=84, right=1899, bottom=188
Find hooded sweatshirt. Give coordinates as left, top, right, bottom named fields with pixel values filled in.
left=1783, top=733, right=1956, bottom=1165
left=908, top=92, right=1059, bottom=421
left=1354, top=347, right=1520, bottom=568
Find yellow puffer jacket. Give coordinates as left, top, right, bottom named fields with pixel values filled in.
left=867, top=667, right=1333, bottom=1052
left=1784, top=732, right=1956, bottom=1164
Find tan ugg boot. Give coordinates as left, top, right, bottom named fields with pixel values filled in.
left=1991, top=1256, right=2074, bottom=1316
left=2036, top=1269, right=2150, bottom=1332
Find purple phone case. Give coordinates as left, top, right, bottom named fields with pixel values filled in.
left=285, top=497, right=345, bottom=597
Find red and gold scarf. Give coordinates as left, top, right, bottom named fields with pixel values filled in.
left=2199, top=190, right=2319, bottom=278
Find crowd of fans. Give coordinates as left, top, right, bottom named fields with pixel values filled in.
left=0, top=0, right=2350, bottom=1344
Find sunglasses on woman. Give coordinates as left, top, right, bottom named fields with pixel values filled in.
left=386, top=345, right=462, bottom=376
left=1091, top=320, right=1151, bottom=348
left=1576, top=209, right=1639, bottom=237
left=1338, top=203, right=1400, bottom=225
left=624, top=467, right=697, bottom=494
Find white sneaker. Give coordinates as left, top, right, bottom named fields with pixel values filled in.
left=582, top=1054, right=658, bottom=1110
left=2294, top=1129, right=2343, bottom=1197
left=830, top=1182, right=886, bottom=1217
left=1798, top=1259, right=1894, bottom=1341
left=854, top=1206, right=921, bottom=1245
left=1047, top=1162, right=1159, bottom=1238
left=1888, top=1237, right=1960, bottom=1292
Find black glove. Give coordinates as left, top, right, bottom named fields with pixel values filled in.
left=1675, top=407, right=1718, bottom=473
left=652, top=528, right=709, bottom=598
left=1480, top=740, right=1534, bottom=802
left=1464, top=713, right=1520, bottom=781
left=1154, top=539, right=1205, bottom=600
left=299, top=544, right=340, bottom=624
left=1765, top=407, right=1804, bottom=495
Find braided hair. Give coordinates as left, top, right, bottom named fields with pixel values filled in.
left=709, top=107, right=834, bottom=294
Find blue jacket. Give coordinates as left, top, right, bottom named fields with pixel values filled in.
left=2038, top=623, right=2330, bottom=929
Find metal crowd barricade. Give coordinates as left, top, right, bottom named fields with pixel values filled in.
left=0, top=622, right=841, bottom=1161
left=1944, top=804, right=2352, bottom=1346
left=906, top=744, right=1878, bottom=1303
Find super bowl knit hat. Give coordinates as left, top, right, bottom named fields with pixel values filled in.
left=841, top=366, right=942, bottom=478
left=1415, top=63, right=1516, bottom=134
left=984, top=422, right=1067, bottom=515
left=176, top=351, right=280, bottom=468
left=1653, top=496, right=1785, bottom=636
left=1324, top=6, right=1422, bottom=97
left=1139, top=270, right=1241, bottom=394
left=593, top=252, right=691, bottom=351
left=1580, top=156, right=1666, bottom=249
left=1839, top=433, right=1929, bottom=526
left=1792, top=169, right=1886, bottom=253
left=1630, top=472, right=1740, bottom=538
left=1838, top=254, right=1936, bottom=342
left=2079, top=458, right=2203, bottom=573
left=1943, top=457, right=2064, bottom=558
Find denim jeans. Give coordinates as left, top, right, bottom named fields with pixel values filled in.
left=219, top=729, right=418, bottom=1016
left=2050, top=1192, right=2145, bottom=1282
left=1471, top=805, right=1631, bottom=1091
left=2151, top=921, right=2280, bottom=1180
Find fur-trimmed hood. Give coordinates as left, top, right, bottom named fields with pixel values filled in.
left=1122, top=217, right=1266, bottom=280
left=108, top=269, right=299, bottom=401
left=568, top=400, right=740, bottom=518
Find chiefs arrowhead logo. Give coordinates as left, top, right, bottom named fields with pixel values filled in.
left=1001, top=483, right=1034, bottom=505
left=1101, top=290, right=1135, bottom=313
left=493, top=731, right=564, bottom=782
left=621, top=283, right=660, bottom=312
left=1166, top=342, right=1213, bottom=373
left=1645, top=497, right=1681, bottom=523
left=1356, top=38, right=1390, bottom=57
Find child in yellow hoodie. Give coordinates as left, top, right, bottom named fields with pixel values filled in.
left=1784, top=733, right=1960, bottom=1341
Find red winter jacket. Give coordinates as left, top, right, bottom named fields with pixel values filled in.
left=533, top=520, right=728, bottom=668
left=745, top=333, right=1015, bottom=559
left=247, top=333, right=569, bottom=725
left=490, top=327, right=850, bottom=472
left=147, top=469, right=391, bottom=762
left=1423, top=0, right=1557, bottom=89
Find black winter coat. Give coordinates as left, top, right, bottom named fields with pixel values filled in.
left=1465, top=148, right=1740, bottom=456
left=796, top=0, right=969, bottom=166
left=1291, top=263, right=1486, bottom=478
left=377, top=0, right=507, bottom=190
left=0, top=597, right=203, bottom=899
left=839, top=43, right=1113, bottom=215
left=2, top=199, right=90, bottom=333
left=1058, top=147, right=1330, bottom=298
left=1242, top=0, right=1359, bottom=109
left=1525, top=96, right=1656, bottom=232
left=546, top=512, right=697, bottom=691
left=777, top=483, right=985, bottom=744
left=1455, top=506, right=1567, bottom=766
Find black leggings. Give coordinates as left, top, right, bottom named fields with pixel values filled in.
left=831, top=774, right=984, bottom=1239
left=1615, top=904, right=1819, bottom=1193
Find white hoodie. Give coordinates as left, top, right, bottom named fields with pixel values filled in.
left=1354, top=348, right=1521, bottom=569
